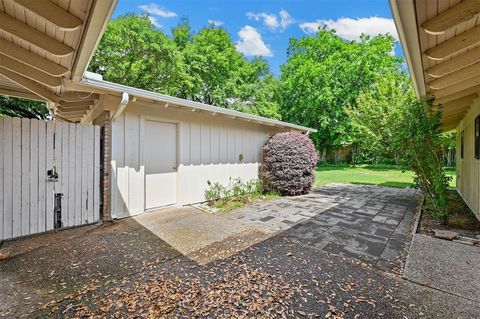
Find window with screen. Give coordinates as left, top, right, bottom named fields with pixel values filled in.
left=475, top=116, right=480, bottom=159
left=461, top=130, right=464, bottom=159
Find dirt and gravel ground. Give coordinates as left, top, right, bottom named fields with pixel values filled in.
left=0, top=185, right=478, bottom=318
left=33, top=235, right=479, bottom=318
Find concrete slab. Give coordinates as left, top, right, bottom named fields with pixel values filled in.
left=404, top=234, right=480, bottom=302
left=134, top=206, right=250, bottom=255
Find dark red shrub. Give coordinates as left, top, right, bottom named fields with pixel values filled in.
left=261, top=132, right=319, bottom=196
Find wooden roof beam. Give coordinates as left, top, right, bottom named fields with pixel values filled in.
left=422, top=0, right=480, bottom=35
left=441, top=111, right=467, bottom=122
left=433, top=86, right=480, bottom=104
left=0, top=54, right=61, bottom=88
left=441, top=113, right=466, bottom=122
left=426, top=46, right=480, bottom=78
left=0, top=12, right=74, bottom=57
left=425, top=25, right=480, bottom=60
left=0, top=38, right=68, bottom=76
left=0, top=88, right=45, bottom=101
left=59, top=92, right=99, bottom=102
left=441, top=109, right=469, bottom=118
left=56, top=105, right=91, bottom=113
left=432, top=94, right=477, bottom=110
left=0, top=67, right=60, bottom=102
left=14, top=0, right=83, bottom=31
left=433, top=103, right=471, bottom=116
left=431, top=108, right=467, bottom=119
left=56, top=110, right=88, bottom=117
left=441, top=122, right=460, bottom=131
left=59, top=100, right=95, bottom=108
left=429, top=62, right=480, bottom=89
left=431, top=74, right=480, bottom=98
left=54, top=114, right=75, bottom=123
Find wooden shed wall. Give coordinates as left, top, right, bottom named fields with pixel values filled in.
left=110, top=103, right=288, bottom=219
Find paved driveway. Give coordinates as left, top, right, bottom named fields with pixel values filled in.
left=2, top=184, right=478, bottom=318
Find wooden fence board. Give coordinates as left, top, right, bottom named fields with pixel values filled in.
left=1, top=117, right=101, bottom=240
left=45, top=121, right=55, bottom=231
left=54, top=121, right=62, bottom=227
left=87, top=126, right=94, bottom=223
left=74, top=124, right=82, bottom=226
left=61, top=124, right=69, bottom=226
left=37, top=120, right=46, bottom=233
left=68, top=123, right=76, bottom=227
left=93, top=126, right=100, bottom=222
left=3, top=117, right=13, bottom=239
left=12, top=117, right=21, bottom=238
left=0, top=118, right=3, bottom=240
left=29, top=119, right=39, bottom=234
left=21, top=118, right=30, bottom=236
left=81, top=125, right=88, bottom=224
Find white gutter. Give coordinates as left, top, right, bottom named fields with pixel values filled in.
left=80, top=73, right=317, bottom=133
left=111, top=92, right=129, bottom=121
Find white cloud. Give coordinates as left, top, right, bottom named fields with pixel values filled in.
left=246, top=9, right=293, bottom=32
left=279, top=9, right=293, bottom=30
left=139, top=3, right=177, bottom=18
left=208, top=19, right=223, bottom=26
left=247, top=12, right=278, bottom=30
left=235, top=25, right=273, bottom=57
left=147, top=16, right=162, bottom=28
left=299, top=17, right=399, bottom=41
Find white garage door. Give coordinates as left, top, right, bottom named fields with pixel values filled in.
left=144, top=120, right=178, bottom=210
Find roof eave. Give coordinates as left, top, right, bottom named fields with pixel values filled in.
left=389, top=0, right=427, bottom=99
left=78, top=74, right=317, bottom=133
left=71, top=0, right=118, bottom=82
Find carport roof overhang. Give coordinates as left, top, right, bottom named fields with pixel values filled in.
left=70, top=72, right=317, bottom=133
left=0, top=0, right=117, bottom=121
left=390, top=0, right=480, bottom=131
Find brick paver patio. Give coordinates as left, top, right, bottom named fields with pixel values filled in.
left=224, top=183, right=420, bottom=269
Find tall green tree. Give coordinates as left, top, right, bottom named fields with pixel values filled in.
left=280, top=28, right=401, bottom=159
left=352, top=72, right=450, bottom=220
left=179, top=25, right=244, bottom=105
left=89, top=14, right=189, bottom=95
left=0, top=96, right=49, bottom=119
left=225, top=58, right=281, bottom=119
left=89, top=14, right=281, bottom=119
left=351, top=72, right=413, bottom=163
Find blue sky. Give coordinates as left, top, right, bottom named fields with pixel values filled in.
left=112, top=0, right=403, bottom=74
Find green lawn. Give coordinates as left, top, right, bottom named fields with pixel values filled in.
left=315, top=165, right=456, bottom=189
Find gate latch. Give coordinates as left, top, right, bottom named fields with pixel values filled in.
left=47, top=168, right=59, bottom=182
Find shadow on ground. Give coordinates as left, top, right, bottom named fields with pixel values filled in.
left=0, top=184, right=478, bottom=318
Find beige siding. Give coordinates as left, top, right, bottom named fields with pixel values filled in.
left=110, top=103, right=288, bottom=219
left=456, top=99, right=480, bottom=220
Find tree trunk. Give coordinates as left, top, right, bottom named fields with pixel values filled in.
left=319, top=148, right=326, bottom=163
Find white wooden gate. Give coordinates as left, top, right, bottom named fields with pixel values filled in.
left=0, top=116, right=101, bottom=241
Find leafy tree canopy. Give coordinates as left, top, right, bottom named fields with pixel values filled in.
left=89, top=14, right=188, bottom=96
left=89, top=14, right=281, bottom=119
left=0, top=96, right=49, bottom=119
left=351, top=72, right=414, bottom=163
left=280, top=28, right=402, bottom=154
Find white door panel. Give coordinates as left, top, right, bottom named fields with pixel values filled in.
left=144, top=121, right=177, bottom=209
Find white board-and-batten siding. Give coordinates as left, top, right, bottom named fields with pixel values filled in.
left=456, top=100, right=480, bottom=220
left=0, top=117, right=101, bottom=240
left=111, top=103, right=287, bottom=219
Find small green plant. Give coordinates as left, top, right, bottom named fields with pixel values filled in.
left=205, top=178, right=276, bottom=212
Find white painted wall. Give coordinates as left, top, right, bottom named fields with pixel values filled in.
left=456, top=99, right=480, bottom=220
left=110, top=101, right=289, bottom=219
